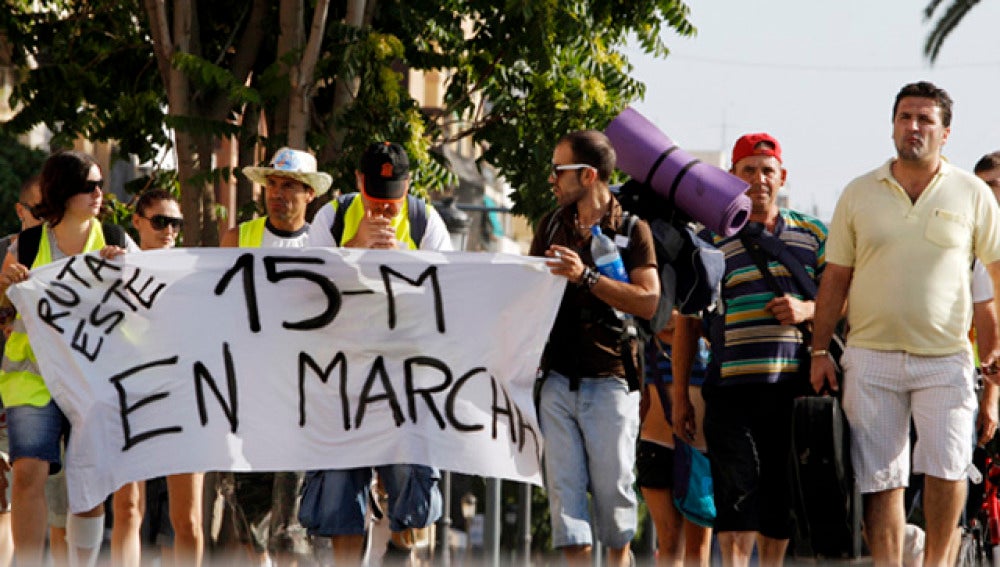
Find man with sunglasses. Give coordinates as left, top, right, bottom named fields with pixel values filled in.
left=529, top=129, right=659, bottom=567
left=305, top=141, right=449, bottom=565
left=216, top=147, right=332, bottom=564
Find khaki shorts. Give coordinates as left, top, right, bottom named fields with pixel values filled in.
left=842, top=347, right=976, bottom=493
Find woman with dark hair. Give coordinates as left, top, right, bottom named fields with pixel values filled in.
left=111, top=189, right=203, bottom=567
left=0, top=150, right=137, bottom=567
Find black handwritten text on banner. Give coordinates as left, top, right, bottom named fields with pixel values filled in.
left=7, top=248, right=563, bottom=513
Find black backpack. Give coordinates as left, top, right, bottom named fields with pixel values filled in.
left=17, top=223, right=127, bottom=266
left=614, top=180, right=724, bottom=330
left=329, top=193, right=428, bottom=247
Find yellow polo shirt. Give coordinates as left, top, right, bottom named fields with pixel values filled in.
left=827, top=159, right=1000, bottom=355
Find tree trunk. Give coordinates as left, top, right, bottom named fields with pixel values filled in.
left=284, top=0, right=330, bottom=150
left=159, top=0, right=207, bottom=246
left=197, top=134, right=219, bottom=245
left=272, top=0, right=302, bottom=145
left=322, top=0, right=367, bottom=164
left=144, top=0, right=266, bottom=246
left=236, top=105, right=260, bottom=220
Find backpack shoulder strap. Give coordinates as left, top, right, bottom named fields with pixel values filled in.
left=17, top=225, right=43, bottom=267
left=101, top=222, right=127, bottom=247
left=620, top=211, right=638, bottom=246
left=329, top=193, right=360, bottom=246
left=747, top=229, right=819, bottom=299
left=544, top=207, right=565, bottom=248
left=407, top=195, right=428, bottom=247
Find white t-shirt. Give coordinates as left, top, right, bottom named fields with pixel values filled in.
left=972, top=260, right=993, bottom=303
left=261, top=223, right=310, bottom=248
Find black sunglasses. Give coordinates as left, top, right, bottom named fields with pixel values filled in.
left=143, top=214, right=183, bottom=231
left=19, top=202, right=43, bottom=218
left=73, top=179, right=104, bottom=195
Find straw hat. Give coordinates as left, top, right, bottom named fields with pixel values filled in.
left=243, top=147, right=333, bottom=196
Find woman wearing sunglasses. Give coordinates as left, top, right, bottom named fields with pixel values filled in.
left=111, top=189, right=202, bottom=567
left=0, top=150, right=138, bottom=567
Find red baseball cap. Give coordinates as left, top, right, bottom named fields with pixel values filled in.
left=731, top=133, right=782, bottom=166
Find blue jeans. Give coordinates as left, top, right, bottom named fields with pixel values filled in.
left=6, top=400, right=68, bottom=473
left=539, top=371, right=640, bottom=549
left=298, top=464, right=441, bottom=536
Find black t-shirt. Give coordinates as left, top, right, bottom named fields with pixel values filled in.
left=529, top=199, right=656, bottom=379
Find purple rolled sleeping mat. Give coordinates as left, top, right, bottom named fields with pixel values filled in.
left=605, top=107, right=752, bottom=236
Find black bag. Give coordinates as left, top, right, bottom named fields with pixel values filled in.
left=789, top=395, right=864, bottom=558
left=615, top=180, right=724, bottom=327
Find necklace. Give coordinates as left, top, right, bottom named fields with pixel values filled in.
left=575, top=208, right=609, bottom=231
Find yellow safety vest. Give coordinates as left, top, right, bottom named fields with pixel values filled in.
left=238, top=217, right=267, bottom=248
left=336, top=197, right=419, bottom=250
left=1, top=222, right=107, bottom=407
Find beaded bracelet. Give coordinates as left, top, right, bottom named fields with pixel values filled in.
left=580, top=267, right=601, bottom=289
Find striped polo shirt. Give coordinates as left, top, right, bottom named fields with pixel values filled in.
left=702, top=209, right=827, bottom=387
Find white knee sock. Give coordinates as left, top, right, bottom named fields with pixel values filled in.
left=65, top=513, right=105, bottom=567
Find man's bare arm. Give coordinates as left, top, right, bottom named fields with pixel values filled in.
left=809, top=263, right=853, bottom=392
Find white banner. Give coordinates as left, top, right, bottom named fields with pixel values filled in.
left=7, top=248, right=563, bottom=513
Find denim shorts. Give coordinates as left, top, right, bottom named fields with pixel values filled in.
left=5, top=401, right=69, bottom=474
left=538, top=371, right=640, bottom=549
left=298, top=464, right=442, bottom=536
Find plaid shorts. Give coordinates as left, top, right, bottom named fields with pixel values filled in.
left=841, top=347, right=976, bottom=493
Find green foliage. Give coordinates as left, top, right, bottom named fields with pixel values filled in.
left=381, top=0, right=696, bottom=223
left=1, top=0, right=169, bottom=162
left=101, top=193, right=133, bottom=230
left=0, top=134, right=46, bottom=236
left=2, top=0, right=695, bottom=229
left=172, top=52, right=263, bottom=107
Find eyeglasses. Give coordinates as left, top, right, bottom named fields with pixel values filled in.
left=74, top=179, right=104, bottom=195
left=142, top=214, right=183, bottom=231
left=19, top=202, right=43, bottom=218
left=550, top=163, right=595, bottom=178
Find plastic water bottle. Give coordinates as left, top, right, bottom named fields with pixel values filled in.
left=590, top=225, right=630, bottom=283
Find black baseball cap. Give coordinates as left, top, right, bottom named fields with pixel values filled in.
left=360, top=142, right=410, bottom=201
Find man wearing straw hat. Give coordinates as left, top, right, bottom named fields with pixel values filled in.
left=226, top=146, right=332, bottom=247
left=217, top=146, right=332, bottom=563
left=531, top=129, right=659, bottom=567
